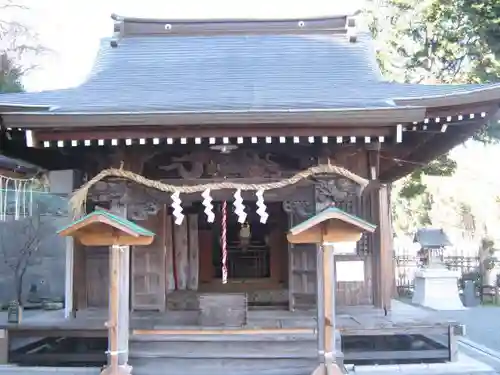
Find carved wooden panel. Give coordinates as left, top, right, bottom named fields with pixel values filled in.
left=131, top=209, right=166, bottom=311
left=174, top=218, right=189, bottom=290
left=187, top=214, right=200, bottom=291
left=156, top=149, right=312, bottom=180
left=85, top=247, right=109, bottom=308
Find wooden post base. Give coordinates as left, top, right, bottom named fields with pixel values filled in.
left=310, top=363, right=345, bottom=375
left=100, top=364, right=133, bottom=375
left=0, top=329, right=8, bottom=364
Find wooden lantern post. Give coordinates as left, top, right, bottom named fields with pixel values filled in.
left=287, top=207, right=376, bottom=375
left=58, top=210, right=155, bottom=375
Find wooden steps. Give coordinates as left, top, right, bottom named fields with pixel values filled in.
left=129, top=330, right=318, bottom=375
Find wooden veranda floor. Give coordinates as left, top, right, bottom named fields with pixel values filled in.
left=1, top=300, right=459, bottom=338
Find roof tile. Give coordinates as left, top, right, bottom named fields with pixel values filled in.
left=0, top=32, right=498, bottom=112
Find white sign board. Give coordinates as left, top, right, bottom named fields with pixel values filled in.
left=324, top=242, right=358, bottom=255
left=336, top=260, right=365, bottom=282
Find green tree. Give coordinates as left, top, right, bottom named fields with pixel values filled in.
left=364, top=0, right=500, bottom=230
left=0, top=55, right=23, bottom=93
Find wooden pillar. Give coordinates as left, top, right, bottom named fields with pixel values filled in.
left=102, top=203, right=131, bottom=375
left=118, top=245, right=130, bottom=367
left=322, top=243, right=335, bottom=357
left=187, top=214, right=200, bottom=291
left=372, top=185, right=393, bottom=310
left=64, top=236, right=74, bottom=318
left=319, top=232, right=344, bottom=373
left=0, top=329, right=7, bottom=364
left=316, top=242, right=325, bottom=361
left=108, top=244, right=120, bottom=372
left=115, top=203, right=131, bottom=370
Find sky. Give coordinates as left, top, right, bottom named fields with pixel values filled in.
left=5, top=0, right=500, bottom=174
left=7, top=0, right=365, bottom=92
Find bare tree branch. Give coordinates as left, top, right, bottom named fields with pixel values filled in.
left=0, top=0, right=50, bottom=84
left=0, top=0, right=28, bottom=11
left=0, top=206, right=55, bottom=304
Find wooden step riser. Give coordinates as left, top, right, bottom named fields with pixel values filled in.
left=130, top=358, right=318, bottom=375
left=130, top=340, right=318, bottom=359
left=130, top=332, right=316, bottom=342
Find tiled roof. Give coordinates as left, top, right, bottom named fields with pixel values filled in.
left=414, top=228, right=452, bottom=248
left=57, top=209, right=155, bottom=237
left=0, top=22, right=498, bottom=113
left=289, top=206, right=376, bottom=236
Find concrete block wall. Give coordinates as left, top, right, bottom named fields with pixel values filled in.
left=0, top=216, right=68, bottom=304
left=0, top=170, right=78, bottom=305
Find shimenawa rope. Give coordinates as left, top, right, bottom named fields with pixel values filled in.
left=69, top=163, right=369, bottom=218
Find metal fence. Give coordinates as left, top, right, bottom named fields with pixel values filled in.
left=394, top=255, right=485, bottom=297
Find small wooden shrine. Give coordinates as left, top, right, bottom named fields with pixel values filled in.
left=58, top=210, right=155, bottom=375
left=0, top=11, right=497, bottom=372
left=288, top=206, right=376, bottom=374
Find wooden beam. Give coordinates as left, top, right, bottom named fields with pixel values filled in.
left=120, top=15, right=349, bottom=37
left=2, top=328, right=107, bottom=337
left=132, top=328, right=314, bottom=335
left=379, top=116, right=491, bottom=182
left=77, top=233, right=153, bottom=246
left=344, top=349, right=449, bottom=361
left=424, top=102, right=497, bottom=118
left=34, top=125, right=392, bottom=142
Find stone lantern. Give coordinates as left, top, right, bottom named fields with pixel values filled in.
left=412, top=228, right=465, bottom=310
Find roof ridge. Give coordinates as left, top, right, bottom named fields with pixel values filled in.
left=109, top=13, right=358, bottom=47
left=111, top=13, right=353, bottom=24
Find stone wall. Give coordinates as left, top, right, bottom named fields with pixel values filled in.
left=0, top=216, right=68, bottom=305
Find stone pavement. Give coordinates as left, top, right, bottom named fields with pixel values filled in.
left=437, top=305, right=500, bottom=374
left=392, top=299, right=500, bottom=374
left=396, top=298, right=500, bottom=353
left=439, top=306, right=500, bottom=353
